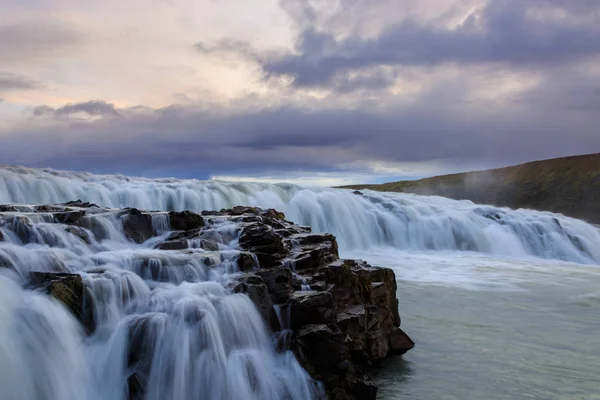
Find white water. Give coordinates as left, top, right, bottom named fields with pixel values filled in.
left=2, top=165, right=600, bottom=400
left=1, top=165, right=600, bottom=264
left=0, top=207, right=320, bottom=400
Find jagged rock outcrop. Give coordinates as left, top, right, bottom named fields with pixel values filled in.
left=0, top=203, right=413, bottom=399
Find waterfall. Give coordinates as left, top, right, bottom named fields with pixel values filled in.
left=0, top=208, right=321, bottom=400
left=1, top=165, right=599, bottom=264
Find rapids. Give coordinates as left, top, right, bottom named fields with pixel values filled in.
left=2, top=165, right=600, bottom=400
left=1, top=165, right=599, bottom=264
left=0, top=206, right=321, bottom=400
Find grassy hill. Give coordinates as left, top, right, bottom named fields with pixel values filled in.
left=342, top=153, right=600, bottom=224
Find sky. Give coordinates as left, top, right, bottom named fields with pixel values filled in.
left=1, top=0, right=599, bottom=185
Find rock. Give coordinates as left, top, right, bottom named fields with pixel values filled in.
left=289, top=291, right=334, bottom=329
left=228, top=206, right=259, bottom=215
left=65, top=225, right=92, bottom=244
left=0, top=205, right=18, bottom=212
left=34, top=205, right=63, bottom=213
left=295, top=324, right=347, bottom=370
left=62, top=200, right=100, bottom=208
left=232, top=274, right=278, bottom=330
left=55, top=210, right=86, bottom=225
left=127, top=374, right=144, bottom=400
left=389, top=328, right=415, bottom=354
left=156, top=239, right=188, bottom=250
left=29, top=272, right=96, bottom=335
left=352, top=190, right=363, bottom=195
left=237, top=252, right=257, bottom=271
left=122, top=209, right=154, bottom=243
left=240, top=224, right=287, bottom=266
left=256, top=266, right=293, bottom=303
left=168, top=211, right=204, bottom=231
left=284, top=259, right=412, bottom=399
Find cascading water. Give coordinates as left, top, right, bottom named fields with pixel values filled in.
left=0, top=207, right=321, bottom=400
left=1, top=165, right=599, bottom=264
left=3, top=165, right=600, bottom=400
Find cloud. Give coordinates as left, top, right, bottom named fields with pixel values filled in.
left=261, top=0, right=600, bottom=88
left=0, top=23, right=84, bottom=66
left=0, top=72, right=41, bottom=92
left=194, top=39, right=258, bottom=58
left=32, top=101, right=122, bottom=119
left=2, top=62, right=599, bottom=181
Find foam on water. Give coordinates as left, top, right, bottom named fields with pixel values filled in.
left=2, top=165, right=600, bottom=400
left=0, top=208, right=321, bottom=400
left=1, top=165, right=600, bottom=264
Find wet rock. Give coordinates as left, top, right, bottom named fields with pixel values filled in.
left=62, top=200, right=100, bottom=208
left=389, top=328, right=415, bottom=354
left=289, top=291, right=334, bottom=329
left=228, top=206, right=259, bottom=215
left=168, top=210, right=204, bottom=231
left=156, top=239, right=188, bottom=250
left=256, top=266, right=293, bottom=303
left=240, top=224, right=287, bottom=266
left=122, top=209, right=154, bottom=243
left=55, top=210, right=86, bottom=225
left=237, top=252, right=257, bottom=271
left=127, top=374, right=145, bottom=400
left=0, top=205, right=18, bottom=212
left=65, top=225, right=92, bottom=244
left=34, top=205, right=63, bottom=213
left=232, top=274, right=278, bottom=331
left=29, top=272, right=96, bottom=335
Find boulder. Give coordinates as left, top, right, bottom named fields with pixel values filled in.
left=256, top=266, right=293, bottom=303
left=240, top=223, right=287, bottom=266
left=55, top=210, right=86, bottom=225
left=29, top=272, right=96, bottom=335
left=122, top=209, right=154, bottom=243
left=168, top=211, right=204, bottom=231
left=232, top=274, right=278, bottom=330
left=65, top=225, right=92, bottom=244
left=389, top=328, right=415, bottom=355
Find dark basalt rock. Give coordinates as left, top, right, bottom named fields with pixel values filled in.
left=65, top=225, right=92, bottom=244
left=239, top=223, right=287, bottom=266
left=168, top=210, right=204, bottom=231
left=122, top=209, right=154, bottom=243
left=62, top=200, right=100, bottom=208
left=55, top=210, right=86, bottom=225
left=29, top=272, right=96, bottom=335
left=256, top=266, right=294, bottom=303
left=231, top=274, right=278, bottom=331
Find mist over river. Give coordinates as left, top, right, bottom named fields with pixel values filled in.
left=1, top=165, right=600, bottom=399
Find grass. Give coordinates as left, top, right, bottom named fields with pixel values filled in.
left=341, top=153, right=600, bottom=224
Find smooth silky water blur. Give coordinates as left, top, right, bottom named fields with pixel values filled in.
left=1, top=165, right=600, bottom=399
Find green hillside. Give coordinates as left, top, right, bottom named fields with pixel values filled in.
left=343, top=153, right=600, bottom=224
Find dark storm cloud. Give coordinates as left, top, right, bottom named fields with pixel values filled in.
left=0, top=72, right=41, bottom=92
left=263, top=0, right=600, bottom=87
left=33, top=101, right=122, bottom=118
left=3, top=65, right=600, bottom=178
left=0, top=23, right=84, bottom=65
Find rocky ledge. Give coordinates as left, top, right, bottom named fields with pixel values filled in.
left=0, top=202, right=414, bottom=399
